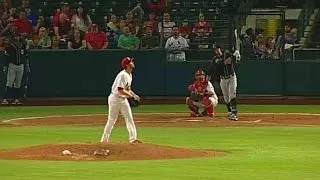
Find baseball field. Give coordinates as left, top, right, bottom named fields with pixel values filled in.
left=0, top=104, right=320, bottom=180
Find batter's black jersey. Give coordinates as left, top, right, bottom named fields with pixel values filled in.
left=4, top=41, right=28, bottom=67
left=207, top=50, right=237, bottom=80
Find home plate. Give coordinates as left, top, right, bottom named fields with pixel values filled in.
left=185, top=119, right=204, bottom=122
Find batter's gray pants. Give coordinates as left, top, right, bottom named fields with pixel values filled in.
left=220, top=74, right=237, bottom=104
left=6, top=63, right=24, bottom=88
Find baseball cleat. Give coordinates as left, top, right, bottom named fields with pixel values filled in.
left=11, top=99, right=22, bottom=105
left=1, top=99, right=9, bottom=105
left=190, top=112, right=199, bottom=117
left=229, top=114, right=238, bottom=121
left=130, top=139, right=143, bottom=144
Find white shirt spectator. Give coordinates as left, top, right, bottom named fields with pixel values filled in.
left=158, top=21, right=176, bottom=39
left=165, top=36, right=189, bottom=61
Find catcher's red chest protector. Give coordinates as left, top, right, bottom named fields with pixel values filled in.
left=193, top=80, right=208, bottom=93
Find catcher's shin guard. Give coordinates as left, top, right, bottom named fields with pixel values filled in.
left=230, top=98, right=238, bottom=115
left=203, top=97, right=215, bottom=117
left=186, top=97, right=199, bottom=116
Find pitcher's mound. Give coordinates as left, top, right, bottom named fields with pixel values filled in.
left=0, top=143, right=226, bottom=161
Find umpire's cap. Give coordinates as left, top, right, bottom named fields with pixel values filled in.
left=121, top=57, right=134, bottom=69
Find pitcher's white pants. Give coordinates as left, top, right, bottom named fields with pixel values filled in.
left=100, top=94, right=137, bottom=143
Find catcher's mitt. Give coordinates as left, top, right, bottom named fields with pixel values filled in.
left=128, top=97, right=140, bottom=107
left=190, top=92, right=203, bottom=102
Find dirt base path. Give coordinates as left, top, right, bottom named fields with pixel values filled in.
left=3, top=113, right=320, bottom=127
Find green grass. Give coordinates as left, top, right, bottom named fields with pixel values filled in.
left=0, top=104, right=320, bottom=179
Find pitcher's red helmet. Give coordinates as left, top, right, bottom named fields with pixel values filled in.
left=121, top=57, right=134, bottom=69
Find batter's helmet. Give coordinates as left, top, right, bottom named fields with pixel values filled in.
left=121, top=57, right=134, bottom=69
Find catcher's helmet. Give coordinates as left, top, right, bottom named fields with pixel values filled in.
left=195, top=69, right=205, bottom=76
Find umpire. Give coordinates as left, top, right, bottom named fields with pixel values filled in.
left=1, top=26, right=29, bottom=105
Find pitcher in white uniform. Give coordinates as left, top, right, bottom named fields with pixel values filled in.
left=100, top=57, right=142, bottom=143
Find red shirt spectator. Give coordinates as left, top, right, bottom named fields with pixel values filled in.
left=143, top=12, right=158, bottom=34
left=192, top=13, right=213, bottom=37
left=53, top=3, right=73, bottom=27
left=12, top=10, right=33, bottom=36
left=85, top=24, right=108, bottom=50
left=54, top=13, right=71, bottom=39
left=179, top=19, right=191, bottom=39
left=146, top=0, right=166, bottom=15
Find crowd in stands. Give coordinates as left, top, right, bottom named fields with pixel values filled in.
left=240, top=24, right=298, bottom=60
left=0, top=0, right=216, bottom=52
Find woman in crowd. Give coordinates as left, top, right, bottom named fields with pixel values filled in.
left=38, top=27, right=51, bottom=49
left=68, top=28, right=86, bottom=49
left=71, top=6, right=92, bottom=34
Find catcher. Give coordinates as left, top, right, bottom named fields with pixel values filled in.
left=186, top=70, right=218, bottom=117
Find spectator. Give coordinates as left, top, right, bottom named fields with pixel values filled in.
left=265, top=37, right=276, bottom=60
left=19, top=0, right=38, bottom=27
left=119, top=19, right=126, bottom=33
left=125, top=11, right=140, bottom=36
left=0, top=14, right=10, bottom=36
left=284, top=24, right=295, bottom=44
left=12, top=10, right=33, bottom=37
left=7, top=7, right=17, bottom=22
left=106, top=14, right=121, bottom=39
left=68, top=29, right=86, bottom=50
left=165, top=26, right=189, bottom=61
left=85, top=24, right=108, bottom=50
left=27, top=35, right=41, bottom=49
left=145, top=0, right=166, bottom=15
left=179, top=19, right=191, bottom=40
left=143, top=12, right=158, bottom=35
left=274, top=28, right=284, bottom=59
left=240, top=28, right=255, bottom=60
left=141, top=26, right=159, bottom=49
left=53, top=3, right=73, bottom=27
left=54, top=13, right=71, bottom=40
left=71, top=6, right=92, bottom=34
left=255, top=34, right=266, bottom=59
left=158, top=12, right=175, bottom=40
left=118, top=26, right=139, bottom=50
left=38, top=27, right=51, bottom=49
left=51, top=35, right=60, bottom=49
left=1, top=0, right=12, bottom=18
left=34, top=15, right=48, bottom=34
left=192, top=13, right=212, bottom=37
left=0, top=36, right=5, bottom=50
left=131, top=2, right=144, bottom=22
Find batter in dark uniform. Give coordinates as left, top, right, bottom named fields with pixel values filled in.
left=1, top=27, right=29, bottom=105
left=207, top=47, right=241, bottom=121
